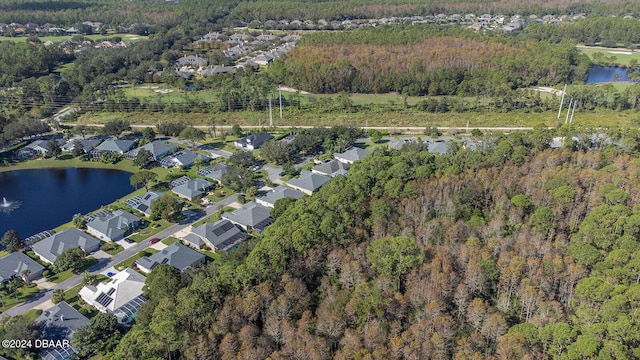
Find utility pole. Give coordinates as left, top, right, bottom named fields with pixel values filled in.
left=279, top=86, right=283, bottom=119
left=570, top=99, right=577, bottom=123
left=269, top=97, right=273, bottom=127
left=557, top=83, right=567, bottom=119
left=565, top=99, right=572, bottom=124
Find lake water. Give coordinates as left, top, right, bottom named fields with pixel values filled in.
left=0, top=168, right=133, bottom=239
left=586, top=65, right=640, bottom=83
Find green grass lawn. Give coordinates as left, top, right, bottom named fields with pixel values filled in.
left=128, top=220, right=173, bottom=242
left=100, top=241, right=124, bottom=255
left=115, top=248, right=158, bottom=271
left=203, top=250, right=222, bottom=262
left=48, top=257, right=98, bottom=283
left=0, top=250, right=10, bottom=258
left=0, top=284, right=41, bottom=313
left=161, top=236, right=180, bottom=246
left=579, top=46, right=640, bottom=67
left=22, top=309, right=43, bottom=322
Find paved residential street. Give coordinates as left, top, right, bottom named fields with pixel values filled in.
left=1, top=194, right=238, bottom=318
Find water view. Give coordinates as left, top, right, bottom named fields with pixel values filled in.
left=586, top=65, right=640, bottom=83
left=0, top=168, right=133, bottom=239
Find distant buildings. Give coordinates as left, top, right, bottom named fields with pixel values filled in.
left=286, top=170, right=331, bottom=195
left=86, top=210, right=141, bottom=242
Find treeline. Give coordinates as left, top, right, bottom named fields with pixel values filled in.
left=523, top=17, right=640, bottom=47
left=270, top=26, right=589, bottom=95
left=228, top=0, right=640, bottom=23
left=105, top=129, right=640, bottom=359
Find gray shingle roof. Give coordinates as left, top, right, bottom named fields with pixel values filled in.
left=222, top=202, right=274, bottom=232
left=37, top=301, right=89, bottom=341
left=131, top=140, right=178, bottom=160
left=311, top=159, right=350, bottom=177
left=234, top=133, right=274, bottom=149
left=197, top=163, right=234, bottom=183
left=334, top=147, right=371, bottom=163
left=0, top=252, right=45, bottom=283
left=135, top=243, right=205, bottom=272
left=171, top=178, right=214, bottom=200
left=255, top=185, right=305, bottom=208
left=86, top=210, right=140, bottom=241
left=125, top=191, right=161, bottom=216
left=286, top=170, right=330, bottom=194
left=191, top=219, right=248, bottom=252
left=31, top=229, right=101, bottom=264
left=95, top=139, right=135, bottom=153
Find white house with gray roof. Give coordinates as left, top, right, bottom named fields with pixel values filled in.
left=86, top=210, right=141, bottom=242
left=197, top=163, right=235, bottom=183
left=333, top=147, right=371, bottom=164
left=255, top=185, right=304, bottom=208
left=187, top=219, right=248, bottom=252
left=37, top=301, right=89, bottom=360
left=126, top=140, right=178, bottom=161
left=79, top=268, right=146, bottom=323
left=222, top=201, right=274, bottom=233
left=286, top=170, right=331, bottom=195
left=135, top=243, right=205, bottom=273
left=93, top=139, right=136, bottom=154
left=234, top=133, right=274, bottom=150
left=31, top=228, right=101, bottom=264
left=160, top=150, right=210, bottom=168
left=312, top=159, right=350, bottom=177
left=0, top=251, right=44, bottom=283
left=171, top=177, right=214, bottom=201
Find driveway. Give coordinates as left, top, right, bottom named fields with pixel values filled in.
left=1, top=194, right=239, bottom=319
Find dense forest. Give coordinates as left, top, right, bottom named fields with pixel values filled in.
left=94, top=131, right=640, bottom=359
left=270, top=26, right=589, bottom=95
left=228, top=0, right=640, bottom=23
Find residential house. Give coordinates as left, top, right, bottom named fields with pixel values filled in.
left=197, top=163, right=235, bottom=183
left=23, top=138, right=66, bottom=155
left=79, top=268, right=146, bottom=323
left=0, top=252, right=44, bottom=283
left=31, top=228, right=101, bottom=264
left=124, top=191, right=162, bottom=217
left=126, top=140, right=178, bottom=161
left=428, top=140, right=448, bottom=155
left=334, top=147, right=371, bottom=164
left=61, top=138, right=103, bottom=153
left=186, top=219, right=248, bottom=252
left=160, top=150, right=210, bottom=168
left=222, top=201, right=274, bottom=233
left=175, top=55, right=208, bottom=67
left=86, top=210, right=141, bottom=242
left=311, top=159, right=350, bottom=177
left=92, top=139, right=136, bottom=157
left=37, top=301, right=89, bottom=360
left=255, top=185, right=305, bottom=208
left=135, top=243, right=206, bottom=273
left=234, top=133, right=274, bottom=150
left=286, top=170, right=331, bottom=195
left=171, top=177, right=214, bottom=201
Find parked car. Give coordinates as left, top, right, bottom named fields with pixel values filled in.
left=149, top=237, right=160, bottom=244
left=124, top=238, right=135, bottom=244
